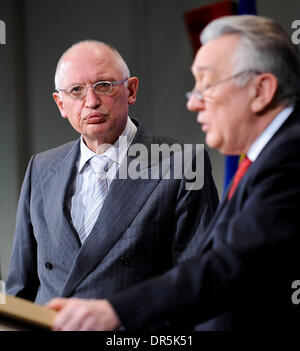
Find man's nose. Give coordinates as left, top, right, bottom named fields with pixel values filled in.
left=85, top=86, right=102, bottom=109
left=186, top=93, right=204, bottom=112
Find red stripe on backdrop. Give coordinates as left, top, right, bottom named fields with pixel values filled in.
left=184, top=1, right=237, bottom=56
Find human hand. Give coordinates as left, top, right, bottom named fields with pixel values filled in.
left=46, top=298, right=121, bottom=331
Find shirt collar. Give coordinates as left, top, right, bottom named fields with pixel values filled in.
left=78, top=116, right=137, bottom=172
left=247, top=105, right=294, bottom=162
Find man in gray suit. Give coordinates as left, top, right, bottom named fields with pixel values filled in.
left=6, top=40, right=218, bottom=304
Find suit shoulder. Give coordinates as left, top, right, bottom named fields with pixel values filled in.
left=33, top=140, right=79, bottom=167
left=150, top=134, right=182, bottom=146
left=140, top=127, right=211, bottom=166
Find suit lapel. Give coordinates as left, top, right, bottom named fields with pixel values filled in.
left=41, top=140, right=81, bottom=270
left=60, top=176, right=160, bottom=297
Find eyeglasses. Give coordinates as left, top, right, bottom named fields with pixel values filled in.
left=57, top=78, right=128, bottom=99
left=185, top=69, right=260, bottom=102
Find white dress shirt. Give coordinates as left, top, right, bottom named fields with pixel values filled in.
left=69, top=117, right=137, bottom=242
left=247, top=105, right=294, bottom=161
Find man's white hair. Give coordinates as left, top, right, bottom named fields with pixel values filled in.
left=200, top=15, right=300, bottom=106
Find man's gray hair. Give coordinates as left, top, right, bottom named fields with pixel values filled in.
left=201, top=15, right=300, bottom=106
left=54, top=40, right=130, bottom=89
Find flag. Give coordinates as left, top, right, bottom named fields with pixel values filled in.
left=238, top=0, right=256, bottom=14
left=222, top=0, right=257, bottom=197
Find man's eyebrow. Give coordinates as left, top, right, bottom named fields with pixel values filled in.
left=65, top=76, right=116, bottom=87
left=95, top=76, right=115, bottom=82
left=191, top=65, right=214, bottom=75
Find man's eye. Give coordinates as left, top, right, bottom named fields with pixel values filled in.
left=70, top=86, right=84, bottom=94
left=95, top=82, right=112, bottom=93
left=100, top=82, right=110, bottom=87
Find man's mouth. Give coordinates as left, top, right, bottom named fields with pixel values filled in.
left=84, top=113, right=108, bottom=124
left=201, top=123, right=209, bottom=132
left=197, top=115, right=209, bottom=132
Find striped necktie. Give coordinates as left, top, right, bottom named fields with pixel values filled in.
left=78, top=155, right=109, bottom=243
left=227, top=156, right=252, bottom=200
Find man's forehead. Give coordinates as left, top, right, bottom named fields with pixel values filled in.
left=64, top=42, right=111, bottom=59
left=191, top=35, right=239, bottom=77
left=58, top=54, right=120, bottom=86
left=191, top=45, right=220, bottom=76
left=191, top=55, right=219, bottom=79
left=191, top=64, right=214, bottom=76
left=60, top=45, right=118, bottom=71
left=62, top=46, right=113, bottom=67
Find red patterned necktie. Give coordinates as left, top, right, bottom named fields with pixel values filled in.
left=227, top=156, right=252, bottom=200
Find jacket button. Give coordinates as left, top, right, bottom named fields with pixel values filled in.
left=120, top=256, right=130, bottom=266
left=45, top=262, right=53, bottom=270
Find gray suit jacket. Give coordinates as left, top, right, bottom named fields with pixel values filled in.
left=6, top=119, right=218, bottom=304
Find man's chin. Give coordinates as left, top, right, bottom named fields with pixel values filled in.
left=206, top=137, right=230, bottom=155
left=205, top=135, right=218, bottom=150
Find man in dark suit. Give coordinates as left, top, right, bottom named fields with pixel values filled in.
left=48, top=15, right=300, bottom=331
left=6, top=41, right=218, bottom=305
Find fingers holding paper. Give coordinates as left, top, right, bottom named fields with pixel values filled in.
left=46, top=298, right=121, bottom=331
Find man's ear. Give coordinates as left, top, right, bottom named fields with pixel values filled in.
left=250, top=73, right=278, bottom=113
left=53, top=92, right=68, bottom=119
left=126, top=77, right=139, bottom=106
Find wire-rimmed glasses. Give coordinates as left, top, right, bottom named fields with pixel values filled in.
left=57, top=78, right=128, bottom=99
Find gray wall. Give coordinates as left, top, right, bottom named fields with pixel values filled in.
left=1, top=0, right=300, bottom=278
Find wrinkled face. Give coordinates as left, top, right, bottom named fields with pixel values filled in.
left=187, top=35, right=255, bottom=155
left=53, top=45, right=138, bottom=150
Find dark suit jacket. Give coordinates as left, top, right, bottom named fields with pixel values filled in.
left=6, top=119, right=218, bottom=305
left=109, top=107, right=300, bottom=331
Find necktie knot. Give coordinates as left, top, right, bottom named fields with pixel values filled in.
left=89, top=155, right=108, bottom=175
